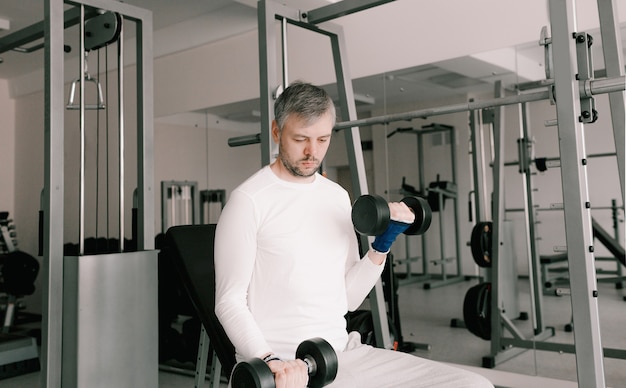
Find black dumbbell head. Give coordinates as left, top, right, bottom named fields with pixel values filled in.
left=231, top=357, right=276, bottom=388
left=351, top=195, right=390, bottom=236
left=400, top=196, right=432, bottom=235
left=296, top=338, right=338, bottom=388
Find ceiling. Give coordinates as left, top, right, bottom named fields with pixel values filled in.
left=0, top=0, right=624, bottom=124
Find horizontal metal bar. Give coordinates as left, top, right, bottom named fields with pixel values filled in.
left=228, top=75, right=625, bottom=146
left=500, top=338, right=626, bottom=359
left=228, top=133, right=261, bottom=147
left=517, top=68, right=625, bottom=91
left=0, top=7, right=99, bottom=55
left=304, top=0, right=396, bottom=24
left=503, top=151, right=617, bottom=166
left=505, top=204, right=624, bottom=212
left=334, top=75, right=625, bottom=130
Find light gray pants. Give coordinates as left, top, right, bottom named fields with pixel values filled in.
left=324, top=332, right=494, bottom=388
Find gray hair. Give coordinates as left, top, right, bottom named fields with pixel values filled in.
left=274, top=81, right=336, bottom=130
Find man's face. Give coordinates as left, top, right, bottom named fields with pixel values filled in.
left=272, top=113, right=333, bottom=180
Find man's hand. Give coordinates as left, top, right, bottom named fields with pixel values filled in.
left=388, top=201, right=415, bottom=224
left=267, top=359, right=309, bottom=388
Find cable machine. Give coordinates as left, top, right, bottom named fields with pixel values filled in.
left=0, top=1, right=156, bottom=387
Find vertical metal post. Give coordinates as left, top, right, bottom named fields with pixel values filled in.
left=489, top=82, right=505, bottom=356
left=78, top=5, right=86, bottom=255
left=327, top=22, right=391, bottom=349
left=519, top=102, right=545, bottom=333
left=549, top=0, right=606, bottom=385
left=257, top=0, right=282, bottom=166
left=450, top=127, right=463, bottom=278
left=597, top=0, right=625, bottom=203
left=281, top=18, right=288, bottom=89
left=136, top=9, right=155, bottom=250
left=417, top=133, right=428, bottom=276
left=118, top=22, right=125, bottom=252
left=42, top=0, right=64, bottom=386
left=470, top=108, right=489, bottom=222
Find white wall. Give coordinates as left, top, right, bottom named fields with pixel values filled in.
left=154, top=121, right=262, bottom=233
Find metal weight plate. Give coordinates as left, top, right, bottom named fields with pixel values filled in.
left=351, top=195, right=390, bottom=236
left=400, top=196, right=432, bottom=235
left=462, top=283, right=492, bottom=340
left=470, top=222, right=493, bottom=267
left=296, top=338, right=338, bottom=388
left=231, top=358, right=276, bottom=388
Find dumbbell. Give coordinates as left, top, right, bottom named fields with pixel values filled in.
left=351, top=194, right=432, bottom=236
left=231, top=337, right=338, bottom=388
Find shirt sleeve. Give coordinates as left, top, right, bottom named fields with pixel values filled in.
left=344, top=251, right=386, bottom=311
left=214, top=190, right=272, bottom=360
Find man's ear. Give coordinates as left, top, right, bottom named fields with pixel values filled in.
left=271, top=120, right=280, bottom=143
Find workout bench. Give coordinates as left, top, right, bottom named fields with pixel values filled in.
left=163, top=224, right=236, bottom=387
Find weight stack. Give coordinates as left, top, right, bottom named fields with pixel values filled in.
left=62, top=251, right=158, bottom=388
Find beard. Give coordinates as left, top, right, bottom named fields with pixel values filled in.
left=278, top=152, right=320, bottom=178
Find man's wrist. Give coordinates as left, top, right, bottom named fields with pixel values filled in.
left=262, top=353, right=282, bottom=363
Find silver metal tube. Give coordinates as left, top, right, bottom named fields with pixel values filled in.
left=503, top=151, right=617, bottom=166
left=583, top=75, right=626, bottom=97
left=332, top=76, right=624, bottom=131
left=477, top=109, right=490, bottom=221
left=519, top=101, right=542, bottom=332
left=118, top=23, right=124, bottom=252
left=281, top=17, right=288, bottom=88
left=228, top=133, right=261, bottom=147
left=549, top=0, right=605, bottom=384
left=229, top=75, right=625, bottom=148
left=79, top=5, right=85, bottom=255
left=42, top=0, right=65, bottom=385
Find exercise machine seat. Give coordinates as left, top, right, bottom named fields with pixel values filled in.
left=163, top=224, right=237, bottom=374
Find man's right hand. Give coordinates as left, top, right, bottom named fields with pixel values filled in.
left=267, top=359, right=309, bottom=388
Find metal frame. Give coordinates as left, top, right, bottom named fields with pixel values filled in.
left=469, top=0, right=626, bottom=381
left=258, top=0, right=392, bottom=349
left=394, top=124, right=464, bottom=289
left=549, top=1, right=605, bottom=384
left=36, top=0, right=155, bottom=386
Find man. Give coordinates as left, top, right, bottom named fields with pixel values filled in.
left=215, top=82, right=492, bottom=387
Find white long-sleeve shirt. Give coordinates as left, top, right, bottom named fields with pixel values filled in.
left=214, top=166, right=384, bottom=361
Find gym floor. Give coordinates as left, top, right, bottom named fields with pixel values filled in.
left=2, top=275, right=625, bottom=387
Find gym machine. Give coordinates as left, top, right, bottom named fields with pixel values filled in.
left=0, top=1, right=157, bottom=387
left=388, top=124, right=465, bottom=289
left=459, top=1, right=626, bottom=386
left=201, top=189, right=226, bottom=224
left=161, top=181, right=200, bottom=233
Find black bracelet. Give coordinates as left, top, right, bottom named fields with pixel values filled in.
left=262, top=354, right=281, bottom=363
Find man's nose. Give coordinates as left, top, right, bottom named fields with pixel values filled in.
left=304, top=141, right=317, bottom=155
